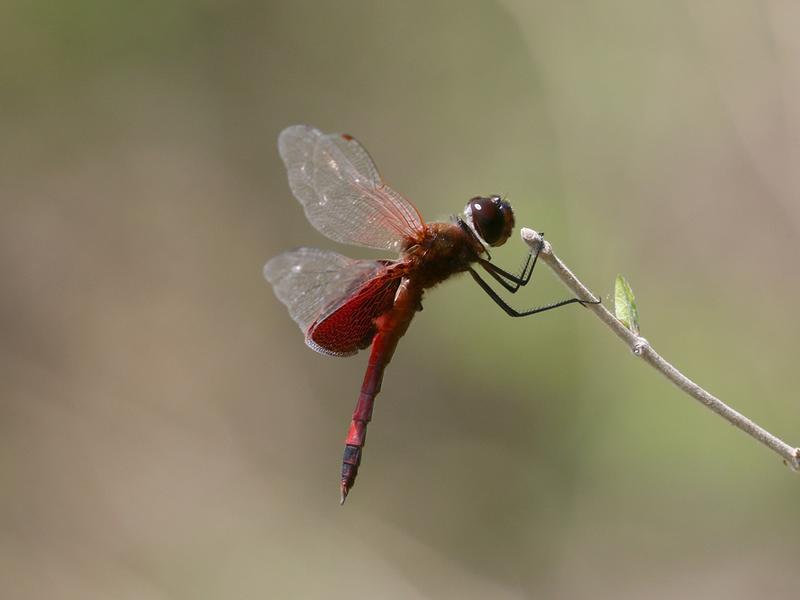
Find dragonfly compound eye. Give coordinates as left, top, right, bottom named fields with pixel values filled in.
left=464, top=195, right=515, bottom=247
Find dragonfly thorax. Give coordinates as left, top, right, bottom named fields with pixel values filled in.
left=402, top=221, right=483, bottom=289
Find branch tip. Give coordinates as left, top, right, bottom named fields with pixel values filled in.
left=521, top=223, right=799, bottom=474
left=520, top=227, right=540, bottom=245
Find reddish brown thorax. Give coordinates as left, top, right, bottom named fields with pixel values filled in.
left=401, top=221, right=484, bottom=290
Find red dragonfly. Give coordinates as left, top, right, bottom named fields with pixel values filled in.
left=265, top=125, right=595, bottom=503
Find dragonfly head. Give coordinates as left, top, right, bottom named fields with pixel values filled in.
left=463, top=195, right=515, bottom=247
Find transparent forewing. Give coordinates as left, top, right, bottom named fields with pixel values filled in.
left=264, top=247, right=390, bottom=347
left=278, top=125, right=425, bottom=251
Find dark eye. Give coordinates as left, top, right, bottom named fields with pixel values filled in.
left=465, top=195, right=515, bottom=246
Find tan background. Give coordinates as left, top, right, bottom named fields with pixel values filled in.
left=2, top=1, right=800, bottom=598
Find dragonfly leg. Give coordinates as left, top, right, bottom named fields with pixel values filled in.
left=477, top=249, right=536, bottom=293
left=468, top=267, right=600, bottom=317
left=475, top=231, right=547, bottom=293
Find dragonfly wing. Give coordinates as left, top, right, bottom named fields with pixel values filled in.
left=264, top=248, right=399, bottom=356
left=278, top=125, right=426, bottom=251
left=307, top=270, right=401, bottom=357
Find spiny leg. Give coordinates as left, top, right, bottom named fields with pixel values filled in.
left=476, top=231, right=550, bottom=293
left=477, top=249, right=536, bottom=293
left=468, top=267, right=600, bottom=317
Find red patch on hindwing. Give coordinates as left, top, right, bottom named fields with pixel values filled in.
left=308, top=275, right=400, bottom=355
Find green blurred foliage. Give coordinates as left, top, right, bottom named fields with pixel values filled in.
left=2, top=1, right=800, bottom=598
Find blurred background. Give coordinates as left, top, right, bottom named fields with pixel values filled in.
left=2, top=1, right=800, bottom=598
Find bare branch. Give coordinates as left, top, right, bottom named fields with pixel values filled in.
left=520, top=227, right=800, bottom=471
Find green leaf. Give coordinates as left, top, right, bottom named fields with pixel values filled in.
left=614, top=274, right=640, bottom=334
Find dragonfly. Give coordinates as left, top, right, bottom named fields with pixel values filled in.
left=264, top=125, right=597, bottom=504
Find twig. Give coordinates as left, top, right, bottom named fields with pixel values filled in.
left=520, top=227, right=800, bottom=471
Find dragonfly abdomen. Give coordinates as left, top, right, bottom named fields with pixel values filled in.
left=339, top=278, right=421, bottom=503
